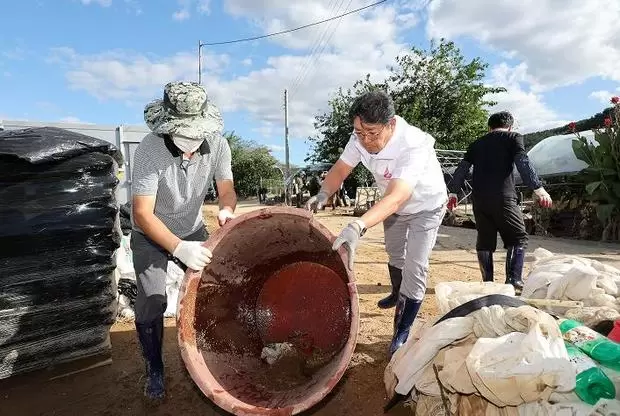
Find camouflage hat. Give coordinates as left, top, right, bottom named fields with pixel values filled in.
left=144, top=81, right=223, bottom=140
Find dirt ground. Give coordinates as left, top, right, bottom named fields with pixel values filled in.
left=2, top=201, right=619, bottom=416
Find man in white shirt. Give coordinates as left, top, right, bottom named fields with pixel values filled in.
left=306, top=91, right=447, bottom=356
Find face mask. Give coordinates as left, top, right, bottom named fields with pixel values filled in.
left=173, top=136, right=203, bottom=153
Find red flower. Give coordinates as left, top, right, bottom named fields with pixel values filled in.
left=604, top=117, right=612, bottom=127
left=568, top=122, right=577, bottom=131
left=611, top=96, right=620, bottom=104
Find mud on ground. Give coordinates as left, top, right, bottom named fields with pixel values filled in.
left=1, top=202, right=618, bottom=416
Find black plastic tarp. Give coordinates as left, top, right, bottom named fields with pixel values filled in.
left=0, top=126, right=120, bottom=379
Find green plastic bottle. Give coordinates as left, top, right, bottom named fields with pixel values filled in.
left=564, top=342, right=616, bottom=405
left=560, top=319, right=620, bottom=371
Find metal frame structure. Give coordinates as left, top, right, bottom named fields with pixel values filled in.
left=436, top=149, right=475, bottom=215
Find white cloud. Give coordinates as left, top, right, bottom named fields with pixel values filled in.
left=80, top=0, right=142, bottom=14
left=267, top=144, right=285, bottom=152
left=427, top=0, right=620, bottom=90
left=172, top=9, right=190, bottom=21
left=80, top=0, right=112, bottom=6
left=47, top=47, right=230, bottom=103
left=242, top=58, right=252, bottom=66
left=487, top=63, right=567, bottom=132
left=50, top=0, right=414, bottom=140
left=59, top=116, right=92, bottom=124
left=172, top=0, right=211, bottom=20
left=589, top=89, right=620, bottom=106
left=267, top=144, right=286, bottom=152
left=2, top=47, right=26, bottom=60
left=197, top=0, right=210, bottom=14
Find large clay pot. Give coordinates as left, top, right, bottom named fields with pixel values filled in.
left=177, top=207, right=359, bottom=415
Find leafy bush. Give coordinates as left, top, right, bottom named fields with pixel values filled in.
left=571, top=96, right=620, bottom=241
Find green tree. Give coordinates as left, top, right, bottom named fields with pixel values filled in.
left=306, top=39, right=504, bottom=193
left=388, top=39, right=505, bottom=150
left=523, top=106, right=616, bottom=150
left=225, top=132, right=281, bottom=198
left=305, top=80, right=378, bottom=194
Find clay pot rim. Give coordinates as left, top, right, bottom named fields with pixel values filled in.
left=176, top=206, right=360, bottom=415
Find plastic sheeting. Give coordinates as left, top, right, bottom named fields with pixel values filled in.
left=513, top=131, right=598, bottom=184
left=527, top=132, right=597, bottom=177
left=0, top=127, right=121, bottom=379
left=113, top=232, right=185, bottom=320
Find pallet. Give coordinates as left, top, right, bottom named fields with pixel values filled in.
left=0, top=335, right=113, bottom=385
left=47, top=353, right=113, bottom=381
left=46, top=334, right=113, bottom=381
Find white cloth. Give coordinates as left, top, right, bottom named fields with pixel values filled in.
left=386, top=305, right=574, bottom=403
left=339, top=115, right=447, bottom=214
left=522, top=248, right=620, bottom=317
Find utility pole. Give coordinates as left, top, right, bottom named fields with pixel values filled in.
left=284, top=89, right=290, bottom=178
left=198, top=40, right=205, bottom=84
left=284, top=89, right=291, bottom=205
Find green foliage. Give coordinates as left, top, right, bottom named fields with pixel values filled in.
left=523, top=107, right=615, bottom=149
left=225, top=131, right=281, bottom=198
left=387, top=39, right=505, bottom=150
left=306, top=39, right=504, bottom=193
left=305, top=80, right=376, bottom=192
left=571, top=104, right=620, bottom=241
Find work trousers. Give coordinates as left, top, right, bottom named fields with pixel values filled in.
left=383, top=206, right=446, bottom=301
left=131, top=227, right=208, bottom=324
left=472, top=196, right=528, bottom=252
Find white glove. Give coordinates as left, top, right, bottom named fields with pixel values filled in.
left=305, top=191, right=329, bottom=212
left=534, top=187, right=553, bottom=209
left=173, top=241, right=212, bottom=271
left=217, top=208, right=235, bottom=226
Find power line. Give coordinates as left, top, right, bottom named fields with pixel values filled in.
left=200, top=0, right=390, bottom=46
left=290, top=0, right=354, bottom=99
left=289, top=0, right=346, bottom=95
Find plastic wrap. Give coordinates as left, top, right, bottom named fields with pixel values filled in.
left=527, top=132, right=597, bottom=177
left=0, top=126, right=121, bottom=379
left=118, top=202, right=132, bottom=235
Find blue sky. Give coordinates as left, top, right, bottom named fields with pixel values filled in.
left=1, top=0, right=619, bottom=166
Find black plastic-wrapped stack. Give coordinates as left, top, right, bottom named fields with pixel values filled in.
left=0, top=126, right=122, bottom=379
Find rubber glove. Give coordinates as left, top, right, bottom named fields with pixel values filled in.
left=534, top=187, right=553, bottom=208
left=305, top=191, right=329, bottom=212
left=332, top=220, right=365, bottom=270
left=217, top=208, right=236, bottom=226
left=447, top=193, right=458, bottom=211
left=173, top=241, right=212, bottom=271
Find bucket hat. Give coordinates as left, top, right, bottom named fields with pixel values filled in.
left=144, top=81, right=223, bottom=140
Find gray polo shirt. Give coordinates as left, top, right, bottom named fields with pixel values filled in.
left=130, top=133, right=233, bottom=238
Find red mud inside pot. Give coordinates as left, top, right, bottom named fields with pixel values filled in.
left=176, top=207, right=359, bottom=416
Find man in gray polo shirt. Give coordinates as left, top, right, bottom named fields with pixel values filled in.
left=131, top=81, right=237, bottom=400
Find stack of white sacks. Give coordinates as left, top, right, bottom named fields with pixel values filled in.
left=384, top=248, right=620, bottom=416
left=522, top=248, right=620, bottom=325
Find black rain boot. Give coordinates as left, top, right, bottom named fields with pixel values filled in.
left=388, top=294, right=422, bottom=357
left=135, top=318, right=165, bottom=400
left=377, top=264, right=402, bottom=309
left=506, top=246, right=526, bottom=292
left=477, top=251, right=494, bottom=282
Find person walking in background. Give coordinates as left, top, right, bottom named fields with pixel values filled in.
left=306, top=173, right=321, bottom=213
left=131, top=81, right=237, bottom=400
left=306, top=90, right=447, bottom=356
left=447, top=111, right=552, bottom=291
